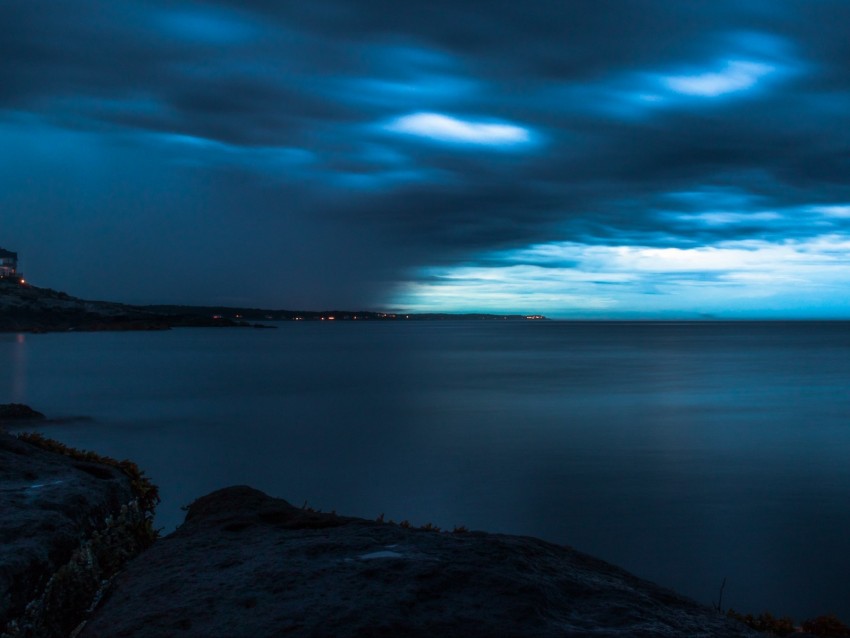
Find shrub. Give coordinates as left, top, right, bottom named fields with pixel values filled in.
left=801, top=614, right=850, bottom=637
left=727, top=610, right=795, bottom=636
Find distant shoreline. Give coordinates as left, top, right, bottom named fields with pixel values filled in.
left=0, top=279, right=548, bottom=333
left=145, top=304, right=547, bottom=322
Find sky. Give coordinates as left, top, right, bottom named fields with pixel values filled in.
left=2, top=1, right=850, bottom=317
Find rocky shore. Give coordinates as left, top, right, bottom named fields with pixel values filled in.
left=0, top=409, right=762, bottom=638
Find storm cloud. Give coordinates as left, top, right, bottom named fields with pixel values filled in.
left=2, top=1, right=850, bottom=315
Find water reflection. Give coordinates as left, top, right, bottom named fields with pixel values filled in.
left=5, top=333, right=27, bottom=402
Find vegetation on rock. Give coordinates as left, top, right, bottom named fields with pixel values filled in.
left=15, top=432, right=159, bottom=517
left=3, top=501, right=155, bottom=638
left=728, top=609, right=850, bottom=636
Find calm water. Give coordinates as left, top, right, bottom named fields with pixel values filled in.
left=3, top=321, right=850, bottom=619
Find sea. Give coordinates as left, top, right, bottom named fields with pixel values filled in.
left=3, top=321, right=850, bottom=620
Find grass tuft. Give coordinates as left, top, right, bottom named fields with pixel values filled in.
left=728, top=609, right=850, bottom=637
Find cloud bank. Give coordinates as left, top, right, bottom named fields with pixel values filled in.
left=2, top=0, right=850, bottom=315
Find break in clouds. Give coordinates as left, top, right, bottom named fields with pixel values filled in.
left=2, top=0, right=850, bottom=316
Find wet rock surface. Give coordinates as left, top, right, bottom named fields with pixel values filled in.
left=0, top=431, right=138, bottom=636
left=82, top=486, right=758, bottom=638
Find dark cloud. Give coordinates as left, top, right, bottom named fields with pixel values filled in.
left=1, top=0, right=849, bottom=312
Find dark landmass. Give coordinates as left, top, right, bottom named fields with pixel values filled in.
left=0, top=404, right=92, bottom=430
left=145, top=304, right=547, bottom=322
left=0, top=278, right=546, bottom=333
left=0, top=280, right=268, bottom=333
left=0, top=404, right=45, bottom=424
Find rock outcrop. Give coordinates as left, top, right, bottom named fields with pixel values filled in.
left=0, top=431, right=157, bottom=638
left=81, top=486, right=758, bottom=638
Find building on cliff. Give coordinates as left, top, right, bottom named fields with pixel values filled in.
left=0, top=248, right=19, bottom=280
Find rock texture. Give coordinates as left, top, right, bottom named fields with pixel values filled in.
left=82, top=486, right=758, bottom=638
left=0, top=431, right=155, bottom=638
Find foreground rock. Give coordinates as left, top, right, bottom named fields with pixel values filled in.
left=82, top=486, right=757, bottom=638
left=0, top=431, right=157, bottom=638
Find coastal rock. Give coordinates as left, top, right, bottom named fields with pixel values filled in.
left=82, top=486, right=758, bottom=638
left=0, top=431, right=155, bottom=638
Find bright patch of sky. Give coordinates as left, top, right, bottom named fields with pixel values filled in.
left=674, top=211, right=782, bottom=226
left=395, top=235, right=850, bottom=318
left=811, top=205, right=850, bottom=219
left=385, top=112, right=532, bottom=146
left=664, top=60, right=775, bottom=97
left=549, top=56, right=783, bottom=122
left=563, top=34, right=793, bottom=118
left=662, top=200, right=850, bottom=233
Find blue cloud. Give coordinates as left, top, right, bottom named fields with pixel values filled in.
left=3, top=1, right=850, bottom=313
left=157, top=8, right=261, bottom=44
